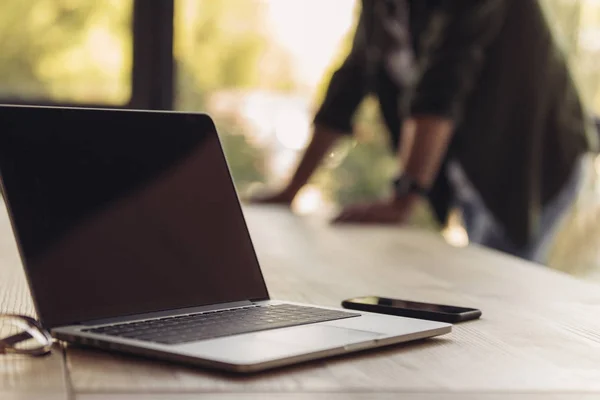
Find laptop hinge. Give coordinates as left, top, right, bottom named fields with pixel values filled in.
left=78, top=301, right=254, bottom=327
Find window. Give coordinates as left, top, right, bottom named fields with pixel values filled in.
left=0, top=0, right=133, bottom=105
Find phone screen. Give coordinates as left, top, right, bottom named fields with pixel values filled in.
left=350, top=296, right=475, bottom=314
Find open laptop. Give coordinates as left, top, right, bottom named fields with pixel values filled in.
left=0, top=105, right=450, bottom=373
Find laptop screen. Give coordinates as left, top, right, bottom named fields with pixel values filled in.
left=0, top=106, right=269, bottom=328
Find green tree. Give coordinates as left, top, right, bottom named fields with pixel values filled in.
left=217, top=117, right=268, bottom=193
left=175, top=0, right=297, bottom=111
left=0, top=0, right=131, bottom=102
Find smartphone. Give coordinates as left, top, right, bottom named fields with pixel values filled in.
left=341, top=296, right=482, bottom=323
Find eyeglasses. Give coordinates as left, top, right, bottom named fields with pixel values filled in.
left=0, top=314, right=53, bottom=356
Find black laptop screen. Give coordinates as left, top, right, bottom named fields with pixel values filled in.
left=0, top=106, right=269, bottom=328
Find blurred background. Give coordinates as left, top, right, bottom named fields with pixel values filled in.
left=1, top=0, right=600, bottom=280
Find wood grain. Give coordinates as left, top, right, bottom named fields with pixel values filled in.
left=63, top=206, right=600, bottom=394
left=2, top=393, right=67, bottom=400
left=0, top=201, right=69, bottom=399
left=75, top=394, right=600, bottom=400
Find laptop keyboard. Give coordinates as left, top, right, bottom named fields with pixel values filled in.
left=84, top=304, right=360, bottom=345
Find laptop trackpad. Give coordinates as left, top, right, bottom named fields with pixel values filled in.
left=175, top=325, right=382, bottom=364
left=256, top=325, right=382, bottom=348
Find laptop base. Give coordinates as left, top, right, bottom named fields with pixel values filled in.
left=53, top=301, right=451, bottom=373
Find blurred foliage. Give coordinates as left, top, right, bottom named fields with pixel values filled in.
left=175, top=0, right=297, bottom=111
left=174, top=0, right=297, bottom=188
left=0, top=0, right=131, bottom=103
left=215, top=117, right=268, bottom=193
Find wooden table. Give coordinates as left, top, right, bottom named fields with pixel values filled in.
left=2, top=205, right=600, bottom=399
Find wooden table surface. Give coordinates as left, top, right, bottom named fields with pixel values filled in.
left=2, top=205, right=600, bottom=399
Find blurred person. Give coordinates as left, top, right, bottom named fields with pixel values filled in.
left=253, top=0, right=598, bottom=264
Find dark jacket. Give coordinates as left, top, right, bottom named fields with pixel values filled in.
left=411, top=0, right=596, bottom=247
left=350, top=0, right=596, bottom=247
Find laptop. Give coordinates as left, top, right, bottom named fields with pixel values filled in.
left=0, top=105, right=451, bottom=373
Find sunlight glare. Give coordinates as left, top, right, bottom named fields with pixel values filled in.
left=442, top=210, right=470, bottom=248
left=265, top=0, right=356, bottom=88
left=292, top=185, right=325, bottom=215
left=275, top=109, right=311, bottom=151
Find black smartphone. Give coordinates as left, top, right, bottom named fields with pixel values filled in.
left=341, top=296, right=482, bottom=323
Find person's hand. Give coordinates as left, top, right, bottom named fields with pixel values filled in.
left=331, top=196, right=418, bottom=225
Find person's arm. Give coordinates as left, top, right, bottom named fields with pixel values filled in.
left=249, top=14, right=369, bottom=205
left=400, top=0, right=507, bottom=192
left=332, top=116, right=453, bottom=224
left=397, top=115, right=453, bottom=193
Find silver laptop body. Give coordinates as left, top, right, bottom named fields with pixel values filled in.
left=0, top=105, right=450, bottom=373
